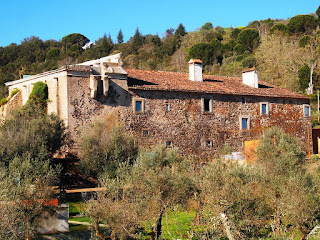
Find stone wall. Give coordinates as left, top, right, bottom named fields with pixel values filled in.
left=66, top=76, right=311, bottom=159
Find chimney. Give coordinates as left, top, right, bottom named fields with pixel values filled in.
left=242, top=67, right=258, bottom=88
left=188, top=59, right=203, bottom=82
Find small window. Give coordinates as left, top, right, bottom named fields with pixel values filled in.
left=133, top=98, right=144, bottom=113
left=241, top=97, right=246, bottom=104
left=304, top=105, right=311, bottom=117
left=165, top=103, right=170, bottom=111
left=166, top=141, right=173, bottom=147
left=202, top=98, right=213, bottom=113
left=260, top=102, right=269, bottom=115
left=136, top=101, right=142, bottom=111
left=205, top=140, right=213, bottom=147
left=239, top=115, right=250, bottom=130
left=142, top=130, right=149, bottom=136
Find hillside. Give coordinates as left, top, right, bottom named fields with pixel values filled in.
left=0, top=7, right=319, bottom=99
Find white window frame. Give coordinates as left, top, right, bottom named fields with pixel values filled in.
left=303, top=104, right=311, bottom=117
left=239, top=115, right=250, bottom=130
left=133, top=98, right=145, bottom=113
left=260, top=102, right=269, bottom=116
left=201, top=98, right=213, bottom=113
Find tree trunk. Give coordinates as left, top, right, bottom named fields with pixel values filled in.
left=152, top=208, right=165, bottom=239
left=220, top=213, right=235, bottom=240
left=93, top=219, right=106, bottom=240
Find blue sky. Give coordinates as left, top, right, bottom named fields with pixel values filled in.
left=0, top=0, right=318, bottom=47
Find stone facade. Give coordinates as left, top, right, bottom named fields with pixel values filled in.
left=5, top=54, right=312, bottom=158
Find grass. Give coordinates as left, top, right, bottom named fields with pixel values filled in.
left=68, top=201, right=86, bottom=215
left=162, top=209, right=197, bottom=240
left=69, top=216, right=92, bottom=223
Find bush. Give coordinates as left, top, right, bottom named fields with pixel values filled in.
left=0, top=97, right=8, bottom=107
left=10, top=88, right=19, bottom=98
left=298, top=64, right=312, bottom=91
left=28, top=82, right=48, bottom=104
left=269, top=23, right=287, bottom=34
left=299, top=35, right=311, bottom=47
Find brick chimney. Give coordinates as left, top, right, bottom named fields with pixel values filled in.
left=242, top=67, right=258, bottom=88
left=188, top=59, right=203, bottom=82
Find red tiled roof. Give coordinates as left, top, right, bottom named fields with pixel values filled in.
left=126, top=69, right=308, bottom=100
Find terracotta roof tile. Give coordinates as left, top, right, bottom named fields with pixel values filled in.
left=126, top=69, right=308, bottom=100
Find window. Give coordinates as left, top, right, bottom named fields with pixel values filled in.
left=142, top=130, right=149, bottom=136
left=260, top=102, right=269, bottom=115
left=202, top=98, right=213, bottom=113
left=304, top=104, right=311, bottom=117
left=241, top=97, right=246, bottom=104
left=205, top=140, right=213, bottom=147
left=165, top=103, right=170, bottom=111
left=133, top=98, right=144, bottom=113
left=239, top=115, right=250, bottom=130
left=166, top=141, right=173, bottom=147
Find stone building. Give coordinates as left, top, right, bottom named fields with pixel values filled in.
left=5, top=54, right=311, bottom=158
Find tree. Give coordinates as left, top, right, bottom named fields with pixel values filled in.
left=230, top=28, right=241, bottom=40
left=316, top=5, right=320, bottom=18
left=298, top=64, right=312, bottom=91
left=45, top=48, right=60, bottom=61
left=175, top=23, right=186, bottom=37
left=61, top=33, right=89, bottom=47
left=131, top=27, right=144, bottom=53
left=237, top=28, right=260, bottom=52
left=287, top=15, right=318, bottom=35
left=117, top=29, right=124, bottom=44
left=255, top=128, right=318, bottom=238
left=201, top=22, right=213, bottom=31
left=86, top=147, right=197, bottom=239
left=79, top=114, right=138, bottom=178
left=188, top=40, right=223, bottom=66
left=0, top=87, right=64, bottom=239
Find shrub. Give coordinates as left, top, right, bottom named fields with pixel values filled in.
left=299, top=35, right=311, bottom=47
left=269, top=23, right=287, bottom=34
left=0, top=98, right=8, bottom=107
left=10, top=88, right=19, bottom=98
left=28, top=82, right=48, bottom=104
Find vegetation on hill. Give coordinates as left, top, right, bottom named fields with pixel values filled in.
left=1, top=6, right=320, bottom=100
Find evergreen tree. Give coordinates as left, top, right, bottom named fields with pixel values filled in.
left=117, top=29, right=124, bottom=43
left=175, top=23, right=186, bottom=37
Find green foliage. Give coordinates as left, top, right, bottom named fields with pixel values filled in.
left=287, top=15, right=318, bottom=34
left=67, top=44, right=82, bottom=57
left=299, top=35, right=311, bottom=47
left=233, top=43, right=246, bottom=55
left=237, top=28, right=260, bottom=52
left=45, top=47, right=60, bottom=61
left=10, top=88, right=20, bottom=98
left=298, top=64, right=312, bottom=91
left=175, top=23, right=186, bottom=37
left=242, top=56, right=257, bottom=68
left=269, top=23, right=287, bottom=34
left=117, top=29, right=124, bottom=44
left=230, top=28, right=241, bottom=40
left=79, top=114, right=138, bottom=178
left=131, top=27, right=144, bottom=53
left=201, top=22, right=213, bottom=31
left=317, top=5, right=320, bottom=18
left=188, top=40, right=223, bottom=66
left=28, top=81, right=48, bottom=105
left=0, top=97, right=8, bottom=107
left=0, top=105, right=66, bottom=166
left=62, top=33, right=89, bottom=47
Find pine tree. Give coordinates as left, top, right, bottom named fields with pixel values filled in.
left=117, top=29, right=124, bottom=44
left=175, top=23, right=186, bottom=37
